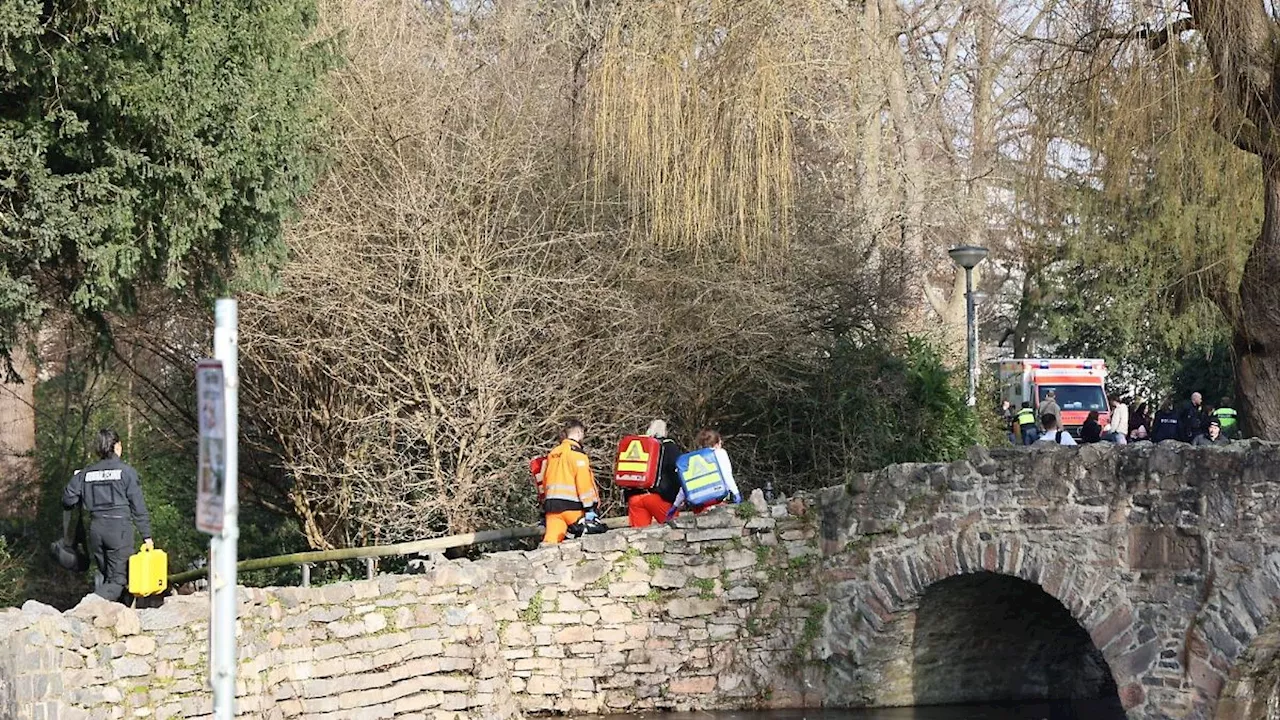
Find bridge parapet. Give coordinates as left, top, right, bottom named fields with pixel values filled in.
left=6, top=442, right=1280, bottom=720
left=0, top=499, right=823, bottom=719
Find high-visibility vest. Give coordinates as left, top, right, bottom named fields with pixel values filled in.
left=1016, top=408, right=1036, bottom=426
left=1214, top=407, right=1238, bottom=429
left=675, top=448, right=728, bottom=507
left=543, top=440, right=598, bottom=507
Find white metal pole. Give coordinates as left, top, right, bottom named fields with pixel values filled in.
left=211, top=299, right=239, bottom=719
left=965, top=267, right=977, bottom=407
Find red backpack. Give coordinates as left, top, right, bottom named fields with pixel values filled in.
left=613, top=435, right=661, bottom=490
left=530, top=456, right=547, bottom=501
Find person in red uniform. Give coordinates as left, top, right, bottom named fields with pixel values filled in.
left=540, top=419, right=600, bottom=544
left=625, top=419, right=684, bottom=527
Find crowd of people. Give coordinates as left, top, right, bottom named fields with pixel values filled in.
left=528, top=419, right=742, bottom=545
left=1004, top=391, right=1240, bottom=447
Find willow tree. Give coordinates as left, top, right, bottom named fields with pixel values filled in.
left=1011, top=12, right=1256, bottom=395
left=237, top=0, right=857, bottom=547
left=583, top=0, right=997, bottom=355
left=1070, top=2, right=1280, bottom=437
left=585, top=0, right=820, bottom=261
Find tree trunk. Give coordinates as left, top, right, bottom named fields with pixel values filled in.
left=967, top=0, right=994, bottom=252
left=0, top=346, right=37, bottom=519
left=1234, top=163, right=1280, bottom=439
left=1011, top=265, right=1038, bottom=359
left=879, top=0, right=929, bottom=330
left=856, top=0, right=884, bottom=235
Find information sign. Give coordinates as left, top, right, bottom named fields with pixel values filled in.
left=196, top=360, right=226, bottom=534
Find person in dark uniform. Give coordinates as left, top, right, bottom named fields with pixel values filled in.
left=1152, top=398, right=1182, bottom=443
left=62, top=429, right=153, bottom=603
left=1178, top=391, right=1210, bottom=443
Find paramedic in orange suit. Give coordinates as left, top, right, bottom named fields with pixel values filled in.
left=541, top=419, right=599, bottom=544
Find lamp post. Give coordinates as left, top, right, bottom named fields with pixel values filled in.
left=948, top=245, right=989, bottom=407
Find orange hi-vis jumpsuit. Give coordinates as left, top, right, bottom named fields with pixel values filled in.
left=541, top=439, right=599, bottom=544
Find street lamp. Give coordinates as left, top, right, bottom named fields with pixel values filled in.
left=948, top=245, right=989, bottom=408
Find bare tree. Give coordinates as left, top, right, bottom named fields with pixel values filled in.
left=232, top=0, right=863, bottom=548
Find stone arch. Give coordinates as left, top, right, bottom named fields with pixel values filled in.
left=821, top=531, right=1150, bottom=713
left=1201, top=552, right=1280, bottom=720
left=910, top=572, right=1120, bottom=708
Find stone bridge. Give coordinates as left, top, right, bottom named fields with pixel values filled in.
left=4, top=442, right=1280, bottom=719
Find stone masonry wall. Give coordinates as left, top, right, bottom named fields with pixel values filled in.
left=11, top=442, right=1280, bottom=720
left=812, top=441, right=1280, bottom=720
left=0, top=498, right=822, bottom=720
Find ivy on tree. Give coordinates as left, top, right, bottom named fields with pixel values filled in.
left=0, top=0, right=329, bottom=367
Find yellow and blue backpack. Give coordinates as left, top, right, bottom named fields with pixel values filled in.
left=675, top=448, right=728, bottom=506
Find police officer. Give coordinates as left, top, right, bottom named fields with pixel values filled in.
left=1214, top=398, right=1240, bottom=439
left=1152, top=398, right=1182, bottom=442
left=62, top=429, right=153, bottom=602
left=1016, top=402, right=1039, bottom=445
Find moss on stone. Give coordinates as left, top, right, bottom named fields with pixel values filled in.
left=844, top=536, right=872, bottom=564
left=787, top=554, right=815, bottom=571
left=693, top=577, right=717, bottom=599
left=800, top=602, right=826, bottom=646
left=520, top=590, right=544, bottom=624
left=903, top=487, right=945, bottom=520
left=755, top=544, right=773, bottom=565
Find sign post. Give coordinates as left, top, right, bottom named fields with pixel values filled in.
left=199, top=299, right=239, bottom=720
left=195, top=361, right=225, bottom=534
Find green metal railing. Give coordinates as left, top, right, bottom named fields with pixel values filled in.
left=168, top=516, right=630, bottom=587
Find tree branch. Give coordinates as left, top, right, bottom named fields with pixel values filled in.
left=1215, top=112, right=1269, bottom=157
left=1032, top=16, right=1198, bottom=54
left=1092, top=16, right=1197, bottom=50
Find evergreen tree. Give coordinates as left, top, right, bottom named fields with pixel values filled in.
left=0, top=0, right=329, bottom=366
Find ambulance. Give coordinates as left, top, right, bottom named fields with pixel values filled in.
left=996, top=358, right=1110, bottom=433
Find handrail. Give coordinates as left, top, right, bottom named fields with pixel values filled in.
left=169, top=516, right=630, bottom=586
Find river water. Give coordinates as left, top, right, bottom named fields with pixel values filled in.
left=578, top=700, right=1128, bottom=720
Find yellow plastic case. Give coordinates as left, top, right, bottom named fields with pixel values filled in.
left=128, top=546, right=168, bottom=597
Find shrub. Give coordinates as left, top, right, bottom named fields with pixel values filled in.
left=729, top=336, right=977, bottom=496
left=0, top=537, right=25, bottom=608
